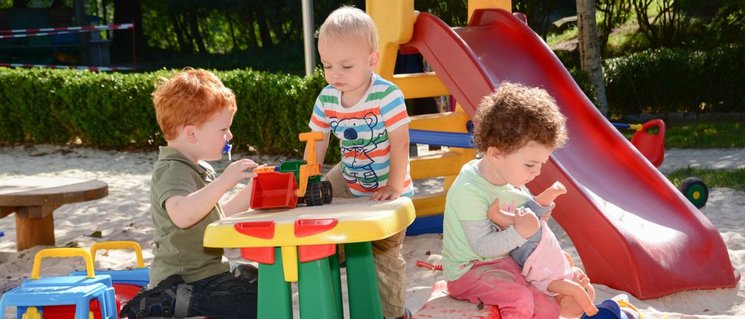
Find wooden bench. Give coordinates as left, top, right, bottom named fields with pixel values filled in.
left=0, top=177, right=108, bottom=251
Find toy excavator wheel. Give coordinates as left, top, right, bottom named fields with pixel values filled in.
left=321, top=181, right=333, bottom=204
left=304, top=182, right=324, bottom=206
left=678, top=177, right=709, bottom=209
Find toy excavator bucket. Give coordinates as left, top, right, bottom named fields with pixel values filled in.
left=249, top=132, right=325, bottom=210
left=250, top=171, right=299, bottom=209
left=630, top=119, right=666, bottom=168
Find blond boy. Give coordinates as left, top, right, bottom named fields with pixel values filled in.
left=306, top=6, right=413, bottom=319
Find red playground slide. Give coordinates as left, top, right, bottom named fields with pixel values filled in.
left=403, top=9, right=739, bottom=299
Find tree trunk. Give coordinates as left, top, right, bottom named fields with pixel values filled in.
left=112, top=0, right=145, bottom=64
left=188, top=11, right=207, bottom=53
left=244, top=10, right=258, bottom=50
left=170, top=13, right=191, bottom=53
left=255, top=9, right=273, bottom=49
left=577, top=0, right=609, bottom=115
left=226, top=13, right=238, bottom=52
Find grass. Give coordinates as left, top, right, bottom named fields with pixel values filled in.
left=665, top=121, right=745, bottom=148
left=666, top=167, right=745, bottom=192
left=665, top=121, right=744, bottom=190
left=618, top=119, right=745, bottom=190
left=547, top=25, right=578, bottom=46
left=619, top=120, right=745, bottom=148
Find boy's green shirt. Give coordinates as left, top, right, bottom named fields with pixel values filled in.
left=149, top=146, right=229, bottom=285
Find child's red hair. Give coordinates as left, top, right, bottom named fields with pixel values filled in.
left=153, top=68, right=236, bottom=140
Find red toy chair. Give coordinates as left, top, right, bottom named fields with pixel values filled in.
left=629, top=119, right=666, bottom=168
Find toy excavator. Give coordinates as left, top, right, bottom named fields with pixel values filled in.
left=250, top=132, right=332, bottom=209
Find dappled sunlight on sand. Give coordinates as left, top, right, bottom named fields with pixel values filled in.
left=1, top=145, right=745, bottom=318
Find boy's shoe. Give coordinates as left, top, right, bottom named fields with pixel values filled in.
left=232, top=263, right=259, bottom=285
left=581, top=299, right=628, bottom=319
left=120, top=275, right=184, bottom=318
left=612, top=294, right=643, bottom=319
left=386, top=308, right=412, bottom=319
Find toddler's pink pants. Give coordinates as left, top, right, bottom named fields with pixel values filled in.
left=447, top=257, right=560, bottom=319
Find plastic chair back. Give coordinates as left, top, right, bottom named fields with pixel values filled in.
left=630, top=119, right=666, bottom=167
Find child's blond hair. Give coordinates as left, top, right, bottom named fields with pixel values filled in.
left=317, top=6, right=378, bottom=52
left=152, top=68, right=236, bottom=141
left=473, top=82, right=568, bottom=155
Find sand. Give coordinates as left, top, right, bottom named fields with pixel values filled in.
left=1, top=145, right=743, bottom=318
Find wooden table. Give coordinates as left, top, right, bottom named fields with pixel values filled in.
left=0, top=177, right=108, bottom=251
left=204, top=197, right=415, bottom=319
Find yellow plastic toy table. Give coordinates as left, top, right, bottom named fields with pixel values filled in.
left=204, top=197, right=415, bottom=319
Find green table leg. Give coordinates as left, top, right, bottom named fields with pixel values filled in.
left=345, top=242, right=382, bottom=319
left=258, top=247, right=292, bottom=319
left=329, top=252, right=343, bottom=316
left=299, top=258, right=340, bottom=319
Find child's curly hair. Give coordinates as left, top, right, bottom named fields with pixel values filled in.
left=472, top=82, right=567, bottom=155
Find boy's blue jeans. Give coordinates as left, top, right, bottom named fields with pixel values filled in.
left=186, top=271, right=258, bottom=319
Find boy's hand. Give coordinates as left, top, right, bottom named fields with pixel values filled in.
left=513, top=207, right=540, bottom=239
left=371, top=185, right=400, bottom=201
left=222, top=159, right=260, bottom=186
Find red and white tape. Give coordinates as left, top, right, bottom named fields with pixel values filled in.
left=0, top=23, right=134, bottom=39
left=0, top=63, right=134, bottom=72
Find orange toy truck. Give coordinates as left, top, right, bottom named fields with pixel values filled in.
left=250, top=132, right=332, bottom=209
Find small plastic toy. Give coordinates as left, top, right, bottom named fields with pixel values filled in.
left=677, top=176, right=709, bottom=209
left=580, top=296, right=645, bottom=319
left=613, top=120, right=666, bottom=168
left=581, top=299, right=628, bottom=319
left=223, top=141, right=233, bottom=161
left=250, top=132, right=332, bottom=209
left=614, top=119, right=709, bottom=208
left=415, top=260, right=443, bottom=271
left=69, top=241, right=150, bottom=312
left=0, top=248, right=118, bottom=319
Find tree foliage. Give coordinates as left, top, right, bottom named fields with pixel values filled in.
left=632, top=0, right=691, bottom=48
left=514, top=0, right=564, bottom=38
left=596, top=0, right=631, bottom=50
left=700, top=0, right=745, bottom=46
left=414, top=0, right=468, bottom=26
left=136, top=0, right=365, bottom=55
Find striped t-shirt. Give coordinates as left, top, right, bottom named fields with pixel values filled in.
left=309, top=73, right=414, bottom=197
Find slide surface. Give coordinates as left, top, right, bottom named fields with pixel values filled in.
left=403, top=9, right=738, bottom=299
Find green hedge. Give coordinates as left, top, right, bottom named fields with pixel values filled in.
left=0, top=69, right=71, bottom=144
left=2, top=44, right=743, bottom=154
left=604, top=44, right=745, bottom=116
left=220, top=69, right=326, bottom=155
left=0, top=68, right=329, bottom=157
